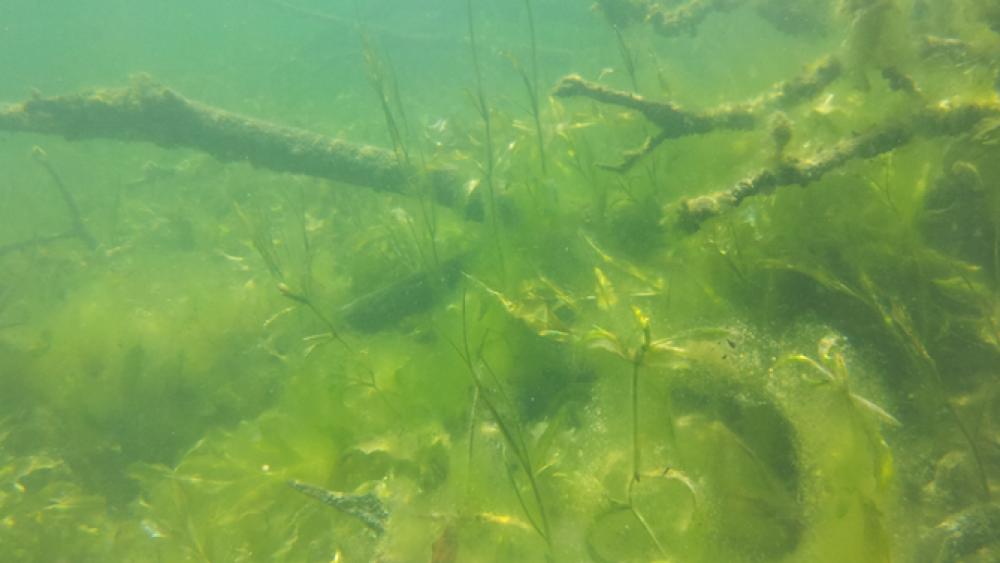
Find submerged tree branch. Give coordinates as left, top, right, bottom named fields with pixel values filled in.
left=674, top=102, right=1000, bottom=232
left=552, top=56, right=841, bottom=172
left=0, top=75, right=461, bottom=204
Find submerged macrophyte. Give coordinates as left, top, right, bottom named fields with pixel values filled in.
left=507, top=0, right=546, bottom=176
left=934, top=503, right=1000, bottom=563
left=585, top=305, right=728, bottom=483
left=881, top=67, right=921, bottom=94
left=439, top=281, right=553, bottom=549
left=30, top=147, right=97, bottom=251
left=4, top=0, right=1000, bottom=559
left=465, top=0, right=505, bottom=277
left=606, top=199, right=664, bottom=261
left=340, top=254, right=465, bottom=333
left=839, top=0, right=912, bottom=78
left=777, top=335, right=900, bottom=491
left=923, top=124, right=1000, bottom=272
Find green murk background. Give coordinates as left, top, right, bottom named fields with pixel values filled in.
left=1, top=0, right=999, bottom=562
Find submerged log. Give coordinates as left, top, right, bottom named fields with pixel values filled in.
left=0, top=75, right=460, bottom=203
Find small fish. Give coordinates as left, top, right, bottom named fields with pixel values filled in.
left=141, top=519, right=167, bottom=539
left=429, top=118, right=448, bottom=132
left=288, top=479, right=388, bottom=537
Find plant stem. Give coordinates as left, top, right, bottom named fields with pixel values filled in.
left=32, top=147, right=97, bottom=250
left=524, top=0, right=546, bottom=175
left=632, top=361, right=641, bottom=483
left=627, top=479, right=667, bottom=557
left=466, top=0, right=506, bottom=278
left=441, top=281, right=550, bottom=544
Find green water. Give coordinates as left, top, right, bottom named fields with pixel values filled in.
left=1, top=1, right=999, bottom=561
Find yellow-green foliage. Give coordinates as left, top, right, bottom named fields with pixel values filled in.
left=2, top=1, right=1000, bottom=562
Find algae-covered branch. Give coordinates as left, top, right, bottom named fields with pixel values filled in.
left=594, top=0, right=828, bottom=37
left=552, top=56, right=841, bottom=173
left=0, top=75, right=460, bottom=203
left=675, top=101, right=1000, bottom=232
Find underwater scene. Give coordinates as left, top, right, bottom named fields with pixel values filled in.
left=2, top=0, right=1000, bottom=561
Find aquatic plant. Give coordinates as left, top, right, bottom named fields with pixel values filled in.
left=465, top=0, right=506, bottom=278
left=30, top=147, right=97, bottom=250
left=584, top=305, right=686, bottom=482
left=440, top=280, right=552, bottom=547
left=506, top=0, right=547, bottom=177
left=2, top=1, right=1000, bottom=561
left=776, top=335, right=901, bottom=491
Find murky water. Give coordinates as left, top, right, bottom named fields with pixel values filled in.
left=1, top=1, right=998, bottom=561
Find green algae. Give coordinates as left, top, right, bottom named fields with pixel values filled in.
left=1, top=1, right=999, bottom=562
